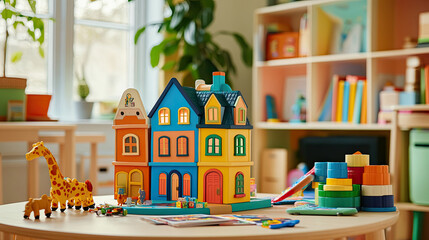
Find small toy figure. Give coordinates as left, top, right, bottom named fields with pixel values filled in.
left=24, top=194, right=52, bottom=219
left=126, top=197, right=133, bottom=207
left=290, top=95, right=306, bottom=123
left=137, top=188, right=145, bottom=205
left=117, top=188, right=126, bottom=206
left=90, top=204, right=128, bottom=217
left=26, top=142, right=95, bottom=212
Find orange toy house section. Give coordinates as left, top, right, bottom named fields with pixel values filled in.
left=152, top=131, right=195, bottom=163
left=115, top=128, right=149, bottom=163
left=113, top=165, right=150, bottom=200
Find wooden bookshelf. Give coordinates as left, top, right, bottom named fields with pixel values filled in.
left=252, top=0, right=429, bottom=195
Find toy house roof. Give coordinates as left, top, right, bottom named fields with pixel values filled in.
left=148, top=78, right=202, bottom=118
left=195, top=91, right=252, bottom=129
left=114, top=88, right=149, bottom=123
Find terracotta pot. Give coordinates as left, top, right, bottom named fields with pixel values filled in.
left=26, top=94, right=52, bottom=121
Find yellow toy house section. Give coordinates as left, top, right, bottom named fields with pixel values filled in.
left=204, top=94, right=222, bottom=125
left=197, top=128, right=252, bottom=204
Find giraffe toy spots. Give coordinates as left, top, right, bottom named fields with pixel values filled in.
left=26, top=141, right=95, bottom=212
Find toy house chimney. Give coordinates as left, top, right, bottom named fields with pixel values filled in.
left=211, top=72, right=225, bottom=92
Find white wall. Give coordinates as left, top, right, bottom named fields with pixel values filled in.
left=209, top=0, right=266, bottom=120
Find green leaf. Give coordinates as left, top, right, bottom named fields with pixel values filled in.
left=10, top=51, right=23, bottom=63
left=177, top=55, right=193, bottom=71
left=28, top=0, right=36, bottom=13
left=1, top=9, right=14, bottom=19
left=218, top=31, right=253, bottom=67
left=162, top=60, right=176, bottom=71
left=27, top=29, right=35, bottom=41
left=170, top=2, right=189, bottom=29
left=150, top=43, right=163, bottom=67
left=32, top=18, right=45, bottom=44
left=184, top=21, right=196, bottom=45
left=38, top=46, right=44, bottom=58
left=200, top=0, right=214, bottom=28
left=11, top=0, right=17, bottom=7
left=197, top=59, right=218, bottom=83
left=13, top=21, right=24, bottom=29
left=134, top=26, right=146, bottom=44
left=163, top=39, right=179, bottom=56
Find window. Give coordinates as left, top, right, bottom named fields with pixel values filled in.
left=177, top=136, right=189, bottom=156
left=238, top=108, right=246, bottom=123
left=206, top=135, right=221, bottom=156
left=1, top=0, right=51, bottom=94
left=123, top=134, right=139, bottom=155
left=159, top=107, right=170, bottom=125
left=129, top=169, right=143, bottom=198
left=234, top=135, right=246, bottom=156
left=234, top=172, right=245, bottom=198
left=207, top=107, right=219, bottom=123
left=178, top=107, right=190, bottom=124
left=183, top=173, right=191, bottom=196
left=24, top=1, right=163, bottom=119
left=159, top=136, right=170, bottom=156
left=159, top=173, right=166, bottom=195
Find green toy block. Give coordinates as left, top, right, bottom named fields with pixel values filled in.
left=318, top=196, right=361, bottom=208
left=319, top=184, right=361, bottom=197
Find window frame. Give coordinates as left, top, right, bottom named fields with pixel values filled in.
left=158, top=136, right=170, bottom=157
left=238, top=107, right=246, bottom=124
left=234, top=172, right=245, bottom=198
left=234, top=135, right=246, bottom=156
left=178, top=107, right=190, bottom=124
left=183, top=173, right=191, bottom=196
left=49, top=0, right=162, bottom=120
left=176, top=136, right=189, bottom=157
left=206, top=134, right=222, bottom=156
left=122, top=133, right=139, bottom=156
left=158, top=172, right=167, bottom=196
left=207, top=106, right=219, bottom=123
left=158, top=107, right=170, bottom=125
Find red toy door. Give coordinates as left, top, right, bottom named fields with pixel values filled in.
left=171, top=173, right=179, bottom=201
left=205, top=170, right=222, bottom=204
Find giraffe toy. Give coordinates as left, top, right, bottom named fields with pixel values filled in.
left=26, top=141, right=95, bottom=212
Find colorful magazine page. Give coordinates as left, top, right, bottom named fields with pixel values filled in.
left=146, top=214, right=233, bottom=227
left=229, top=215, right=292, bottom=226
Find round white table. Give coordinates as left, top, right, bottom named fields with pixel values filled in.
left=0, top=195, right=399, bottom=240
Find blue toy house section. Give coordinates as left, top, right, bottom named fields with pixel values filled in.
left=149, top=81, right=200, bottom=163
left=150, top=165, right=198, bottom=201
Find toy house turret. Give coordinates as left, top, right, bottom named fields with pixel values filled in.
left=112, top=89, right=150, bottom=201
left=195, top=72, right=253, bottom=204
left=148, top=79, right=201, bottom=201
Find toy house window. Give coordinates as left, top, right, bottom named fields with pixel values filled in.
left=206, top=135, right=221, bottom=156
left=123, top=134, right=139, bottom=155
left=183, top=173, right=191, bottom=196
left=234, top=172, right=245, bottom=198
left=178, top=107, right=190, bottom=124
left=159, top=107, right=170, bottom=125
left=159, top=137, right=170, bottom=156
left=207, top=107, right=219, bottom=123
left=159, top=173, right=167, bottom=195
left=234, top=135, right=246, bottom=156
left=238, top=108, right=246, bottom=123
left=177, top=136, right=189, bottom=156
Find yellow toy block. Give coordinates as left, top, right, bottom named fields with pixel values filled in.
left=176, top=202, right=182, bottom=208
left=312, top=182, right=319, bottom=189
left=326, top=178, right=352, bottom=186
left=323, top=185, right=353, bottom=191
left=346, top=151, right=369, bottom=167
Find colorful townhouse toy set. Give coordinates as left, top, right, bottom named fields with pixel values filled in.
left=112, top=72, right=253, bottom=206
left=312, top=152, right=396, bottom=212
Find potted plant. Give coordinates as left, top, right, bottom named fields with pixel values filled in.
left=0, top=0, right=50, bottom=121
left=75, top=65, right=93, bottom=119
left=134, top=0, right=252, bottom=87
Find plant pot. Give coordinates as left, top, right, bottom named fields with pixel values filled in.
left=0, top=77, right=27, bottom=121
left=26, top=94, right=52, bottom=121
left=75, top=101, right=94, bottom=119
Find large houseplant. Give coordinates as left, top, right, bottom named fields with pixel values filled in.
left=134, top=0, right=252, bottom=87
left=0, top=0, right=50, bottom=120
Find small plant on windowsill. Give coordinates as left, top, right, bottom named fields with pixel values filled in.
left=133, top=0, right=252, bottom=87
left=75, top=65, right=93, bottom=119
left=0, top=0, right=52, bottom=121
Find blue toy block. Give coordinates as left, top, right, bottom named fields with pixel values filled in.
left=383, top=195, right=394, bottom=208
left=327, top=162, right=348, bottom=179
left=361, top=207, right=397, bottom=212
left=315, top=162, right=328, bottom=183
left=362, top=196, right=383, bottom=208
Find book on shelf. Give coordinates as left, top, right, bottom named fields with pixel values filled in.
left=361, top=79, right=367, bottom=124
left=336, top=80, right=345, bottom=122
left=318, top=80, right=333, bottom=121
left=425, top=65, right=429, bottom=104
left=347, top=76, right=358, bottom=122
left=342, top=80, right=350, bottom=123
left=352, top=80, right=365, bottom=124
left=421, top=67, right=426, bottom=104
left=331, top=75, right=345, bottom=121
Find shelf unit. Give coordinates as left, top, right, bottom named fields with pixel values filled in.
left=252, top=0, right=429, bottom=193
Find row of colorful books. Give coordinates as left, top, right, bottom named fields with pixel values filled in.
left=318, top=75, right=367, bottom=124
